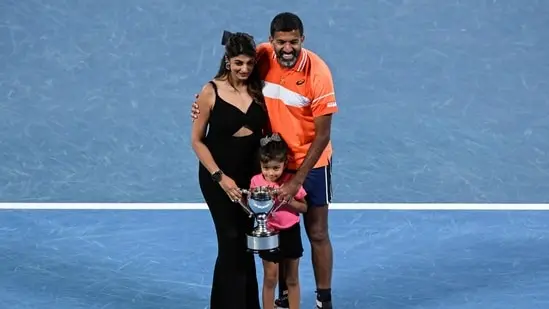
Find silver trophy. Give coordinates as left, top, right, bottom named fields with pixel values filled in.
left=239, top=186, right=280, bottom=253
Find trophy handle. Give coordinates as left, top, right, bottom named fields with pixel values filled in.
left=270, top=197, right=289, bottom=218
left=238, top=189, right=254, bottom=218
left=265, top=188, right=283, bottom=218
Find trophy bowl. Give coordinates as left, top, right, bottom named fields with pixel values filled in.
left=239, top=186, right=280, bottom=253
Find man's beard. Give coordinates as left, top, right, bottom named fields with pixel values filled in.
left=276, top=49, right=299, bottom=68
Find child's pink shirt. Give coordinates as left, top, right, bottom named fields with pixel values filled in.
left=249, top=173, right=307, bottom=231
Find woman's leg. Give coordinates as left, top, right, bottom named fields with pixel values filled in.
left=241, top=209, right=260, bottom=309
left=200, top=170, right=259, bottom=309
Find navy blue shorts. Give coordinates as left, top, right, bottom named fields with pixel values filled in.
left=289, top=158, right=333, bottom=208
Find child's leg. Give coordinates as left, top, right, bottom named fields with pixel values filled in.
left=283, top=258, right=301, bottom=309
left=262, top=259, right=279, bottom=309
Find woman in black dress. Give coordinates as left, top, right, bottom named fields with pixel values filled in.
left=190, top=33, right=268, bottom=309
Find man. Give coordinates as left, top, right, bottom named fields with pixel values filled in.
left=191, top=12, right=337, bottom=309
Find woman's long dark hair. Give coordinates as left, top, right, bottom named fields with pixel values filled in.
left=214, top=32, right=265, bottom=108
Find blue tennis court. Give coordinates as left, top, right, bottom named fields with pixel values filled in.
left=1, top=0, right=549, bottom=308
left=1, top=208, right=549, bottom=308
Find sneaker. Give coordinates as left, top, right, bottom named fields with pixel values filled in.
left=316, top=299, right=333, bottom=309
left=275, top=296, right=289, bottom=309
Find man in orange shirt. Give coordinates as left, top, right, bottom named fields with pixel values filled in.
left=191, top=13, right=337, bottom=309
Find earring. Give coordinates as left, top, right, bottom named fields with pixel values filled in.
left=224, top=55, right=230, bottom=70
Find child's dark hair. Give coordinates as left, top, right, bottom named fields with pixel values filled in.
left=259, top=133, right=289, bottom=163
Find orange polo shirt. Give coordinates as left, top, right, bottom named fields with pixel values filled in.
left=256, top=43, right=339, bottom=170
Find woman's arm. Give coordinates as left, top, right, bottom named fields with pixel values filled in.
left=190, top=82, right=242, bottom=202
left=190, top=83, right=220, bottom=174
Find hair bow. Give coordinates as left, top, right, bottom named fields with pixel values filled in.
left=221, top=30, right=255, bottom=46
left=221, top=30, right=233, bottom=46
left=260, top=133, right=282, bottom=147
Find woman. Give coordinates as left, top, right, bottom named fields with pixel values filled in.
left=190, top=32, right=268, bottom=309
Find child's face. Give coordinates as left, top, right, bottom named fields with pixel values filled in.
left=260, top=160, right=285, bottom=182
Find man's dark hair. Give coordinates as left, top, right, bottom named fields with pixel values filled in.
left=270, top=12, right=304, bottom=37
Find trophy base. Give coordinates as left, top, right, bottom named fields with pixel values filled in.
left=246, top=233, right=279, bottom=253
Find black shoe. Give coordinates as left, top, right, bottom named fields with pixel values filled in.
left=275, top=296, right=289, bottom=309
left=316, top=299, right=333, bottom=309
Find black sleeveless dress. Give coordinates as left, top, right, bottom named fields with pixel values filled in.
left=198, top=81, right=267, bottom=309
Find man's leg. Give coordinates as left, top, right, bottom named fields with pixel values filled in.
left=303, top=160, right=334, bottom=308
left=276, top=161, right=334, bottom=308
left=303, top=204, right=333, bottom=306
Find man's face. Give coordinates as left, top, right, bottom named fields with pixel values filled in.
left=269, top=30, right=304, bottom=68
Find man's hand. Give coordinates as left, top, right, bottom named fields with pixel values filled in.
left=277, top=176, right=303, bottom=204
left=190, top=94, right=200, bottom=121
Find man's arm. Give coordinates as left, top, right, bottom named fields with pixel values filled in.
left=293, top=61, right=338, bottom=184
left=294, top=115, right=332, bottom=183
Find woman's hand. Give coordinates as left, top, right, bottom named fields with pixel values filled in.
left=219, top=175, right=242, bottom=203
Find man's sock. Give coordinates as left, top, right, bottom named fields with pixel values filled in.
left=316, top=288, right=332, bottom=302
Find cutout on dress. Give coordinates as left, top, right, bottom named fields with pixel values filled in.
left=232, top=125, right=254, bottom=137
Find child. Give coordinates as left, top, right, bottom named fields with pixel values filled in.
left=249, top=133, right=308, bottom=309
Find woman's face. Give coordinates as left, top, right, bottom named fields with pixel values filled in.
left=229, top=54, right=255, bottom=81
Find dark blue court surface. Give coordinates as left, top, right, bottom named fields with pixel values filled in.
left=2, top=0, right=549, bottom=308
left=1, top=209, right=549, bottom=308
left=1, top=0, right=548, bottom=203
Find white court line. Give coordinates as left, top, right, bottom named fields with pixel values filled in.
left=0, top=203, right=547, bottom=210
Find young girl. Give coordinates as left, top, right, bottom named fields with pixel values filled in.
left=249, top=133, right=308, bottom=309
